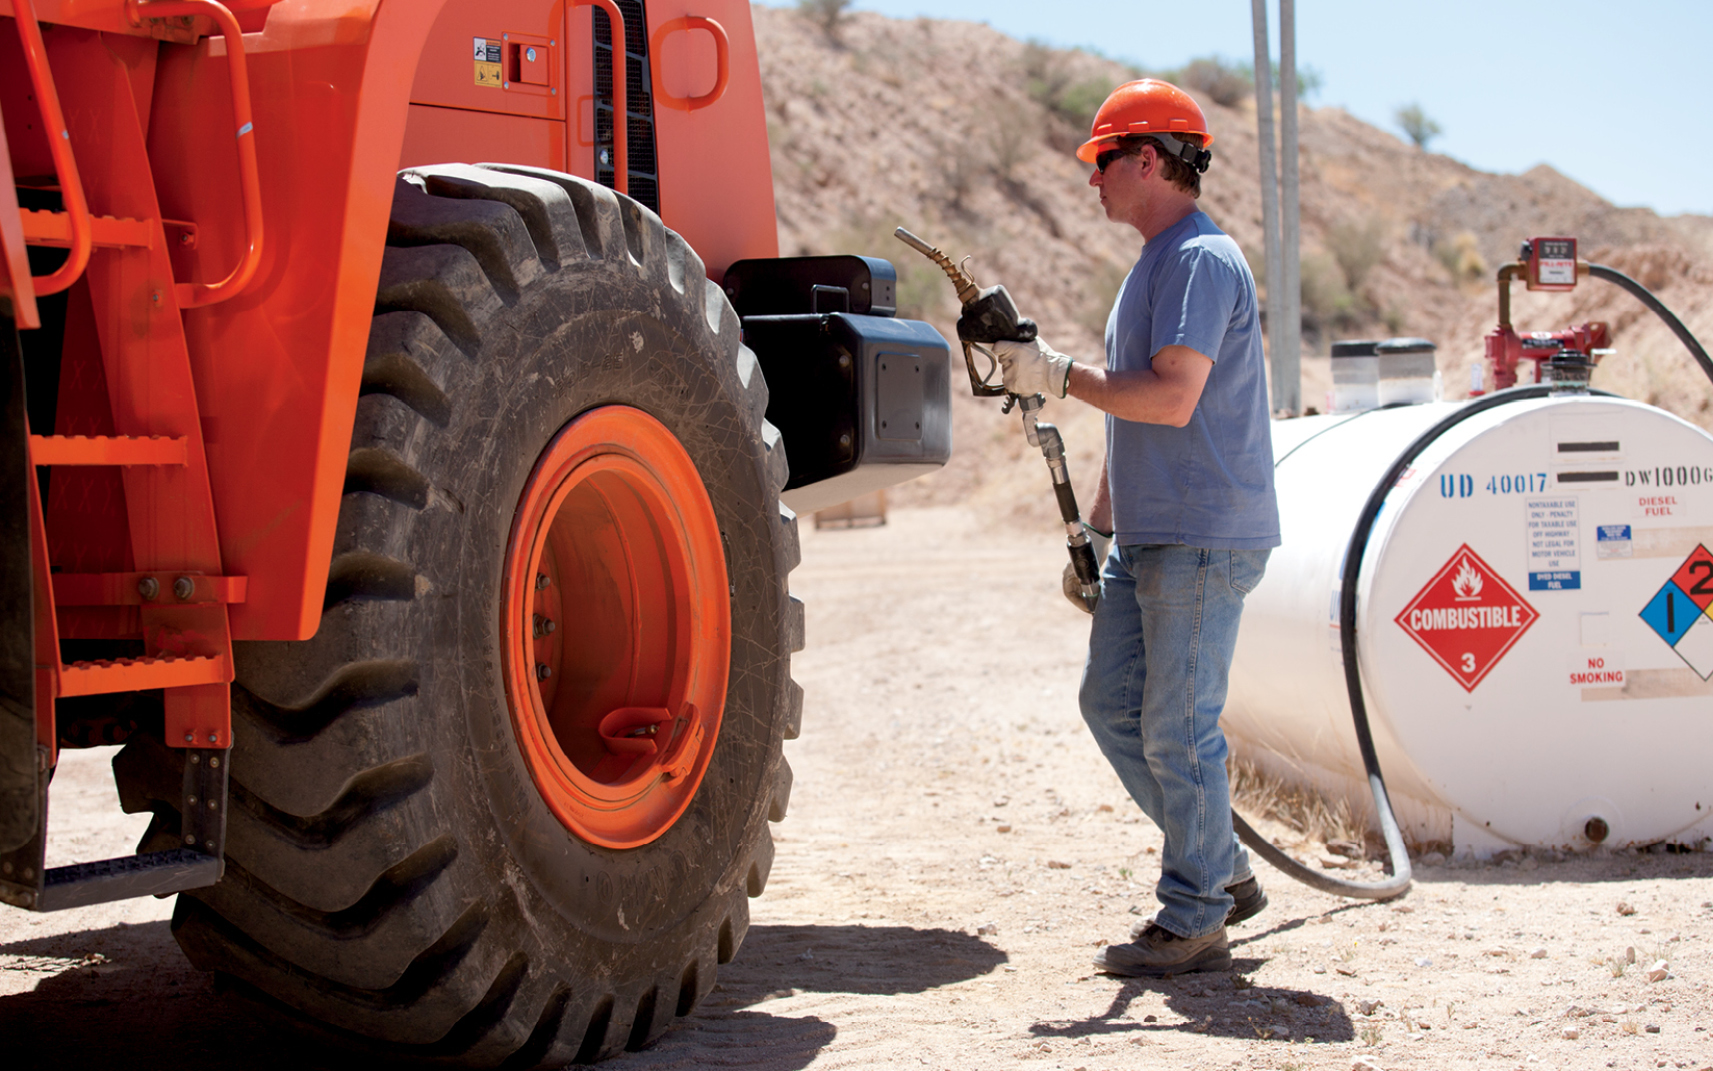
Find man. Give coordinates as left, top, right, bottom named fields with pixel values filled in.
left=993, top=79, right=1280, bottom=977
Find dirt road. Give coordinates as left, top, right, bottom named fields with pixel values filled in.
left=3, top=506, right=1710, bottom=1070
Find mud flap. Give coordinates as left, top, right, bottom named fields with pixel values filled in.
left=0, top=313, right=37, bottom=861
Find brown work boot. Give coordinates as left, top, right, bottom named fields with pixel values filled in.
left=1129, top=875, right=1267, bottom=939
left=1096, top=921, right=1232, bottom=977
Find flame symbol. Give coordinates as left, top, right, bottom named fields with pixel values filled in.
left=1452, top=560, right=1483, bottom=600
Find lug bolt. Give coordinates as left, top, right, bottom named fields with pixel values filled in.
left=174, top=576, right=195, bottom=600
left=138, top=576, right=160, bottom=601
left=533, top=614, right=558, bottom=638
left=536, top=663, right=552, bottom=681
left=535, top=573, right=551, bottom=590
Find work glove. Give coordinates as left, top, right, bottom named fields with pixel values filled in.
left=1061, top=525, right=1111, bottom=614
left=993, top=337, right=1074, bottom=399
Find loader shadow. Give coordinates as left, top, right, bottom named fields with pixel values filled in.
left=0, top=920, right=1003, bottom=1070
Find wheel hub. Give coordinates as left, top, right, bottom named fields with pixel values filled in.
left=502, top=406, right=729, bottom=848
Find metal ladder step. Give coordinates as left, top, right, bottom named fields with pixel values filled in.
left=29, top=433, right=188, bottom=466
left=59, top=654, right=225, bottom=697
left=40, top=848, right=220, bottom=911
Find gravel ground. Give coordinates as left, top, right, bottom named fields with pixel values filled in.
left=3, top=506, right=1710, bottom=1071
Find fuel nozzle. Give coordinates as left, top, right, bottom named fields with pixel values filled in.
left=894, top=227, right=1037, bottom=397
left=893, top=225, right=1098, bottom=612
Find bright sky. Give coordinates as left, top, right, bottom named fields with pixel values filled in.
left=761, top=0, right=1713, bottom=218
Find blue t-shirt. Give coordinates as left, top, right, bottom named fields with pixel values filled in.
left=1104, top=211, right=1280, bottom=549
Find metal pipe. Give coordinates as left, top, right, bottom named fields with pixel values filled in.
left=1495, top=262, right=1523, bottom=328
left=1278, top=0, right=1301, bottom=415
left=1250, top=0, right=1286, bottom=414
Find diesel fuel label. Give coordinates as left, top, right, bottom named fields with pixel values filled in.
left=474, top=37, right=502, bottom=87
left=1525, top=497, right=1579, bottom=591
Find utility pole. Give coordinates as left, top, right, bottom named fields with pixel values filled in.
left=1278, top=0, right=1302, bottom=415
left=1251, top=0, right=1285, bottom=414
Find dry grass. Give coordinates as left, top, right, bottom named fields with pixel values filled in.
left=1228, top=757, right=1367, bottom=848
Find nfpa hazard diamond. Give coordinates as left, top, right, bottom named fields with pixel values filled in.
left=1395, top=544, right=1540, bottom=692
left=1640, top=544, right=1713, bottom=680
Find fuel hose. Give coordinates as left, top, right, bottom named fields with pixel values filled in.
left=1234, top=262, right=1713, bottom=900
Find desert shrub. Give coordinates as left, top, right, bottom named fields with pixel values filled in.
left=1055, top=78, right=1115, bottom=131
left=797, top=0, right=853, bottom=41
left=941, top=142, right=985, bottom=208
left=1326, top=216, right=1387, bottom=291
left=826, top=220, right=953, bottom=322
left=1434, top=230, right=1486, bottom=282
left=1300, top=250, right=1358, bottom=340
left=1394, top=102, right=1442, bottom=150
left=990, top=111, right=1035, bottom=182
left=1021, top=41, right=1113, bottom=131
left=1078, top=259, right=1132, bottom=337
left=1175, top=56, right=1252, bottom=108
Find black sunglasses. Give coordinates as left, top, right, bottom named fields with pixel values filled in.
left=1095, top=146, right=1142, bottom=174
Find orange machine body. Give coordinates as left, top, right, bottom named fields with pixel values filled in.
left=0, top=0, right=777, bottom=656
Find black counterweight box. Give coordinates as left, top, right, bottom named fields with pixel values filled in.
left=738, top=312, right=951, bottom=514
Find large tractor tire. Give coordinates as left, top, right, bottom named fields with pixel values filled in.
left=112, top=167, right=802, bottom=1064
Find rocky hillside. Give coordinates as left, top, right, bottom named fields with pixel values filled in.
left=752, top=5, right=1713, bottom=519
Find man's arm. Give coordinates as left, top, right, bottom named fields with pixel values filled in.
left=1065, top=344, right=1213, bottom=427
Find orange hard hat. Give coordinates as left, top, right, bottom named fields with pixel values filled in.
left=1076, top=79, right=1214, bottom=164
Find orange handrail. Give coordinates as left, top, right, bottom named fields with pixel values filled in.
left=12, top=0, right=94, bottom=296
left=650, top=16, right=729, bottom=113
left=573, top=0, right=628, bottom=196
left=128, top=0, right=264, bottom=307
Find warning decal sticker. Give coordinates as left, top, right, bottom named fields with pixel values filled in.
left=1639, top=543, right=1713, bottom=680
left=473, top=37, right=502, bottom=87
left=1395, top=544, right=1540, bottom=692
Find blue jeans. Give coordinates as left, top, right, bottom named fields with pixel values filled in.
left=1079, top=543, right=1270, bottom=939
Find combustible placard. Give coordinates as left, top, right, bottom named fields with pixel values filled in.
left=1395, top=544, right=1540, bottom=691
left=1639, top=543, right=1713, bottom=679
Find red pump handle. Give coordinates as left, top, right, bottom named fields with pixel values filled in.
left=650, top=16, right=729, bottom=113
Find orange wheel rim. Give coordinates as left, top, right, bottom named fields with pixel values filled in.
left=502, top=407, right=730, bottom=848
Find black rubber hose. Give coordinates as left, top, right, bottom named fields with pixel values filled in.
left=1586, top=263, right=1713, bottom=386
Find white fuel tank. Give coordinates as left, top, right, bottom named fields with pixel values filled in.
left=1226, top=393, right=1713, bottom=856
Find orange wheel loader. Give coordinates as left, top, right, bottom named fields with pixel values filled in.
left=0, top=0, right=950, bottom=1060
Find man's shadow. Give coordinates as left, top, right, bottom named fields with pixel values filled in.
left=1027, top=908, right=1367, bottom=1044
